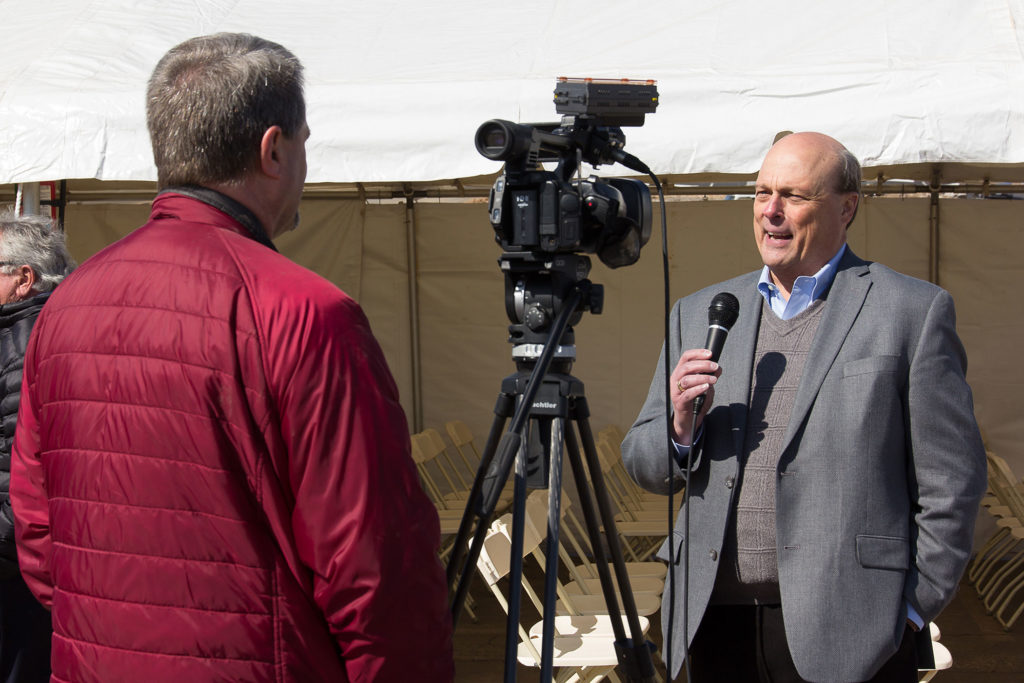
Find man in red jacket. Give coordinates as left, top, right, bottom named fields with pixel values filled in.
left=11, top=33, right=454, bottom=682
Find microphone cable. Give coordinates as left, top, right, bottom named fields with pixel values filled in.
left=622, top=152, right=692, bottom=681
left=650, top=167, right=694, bottom=683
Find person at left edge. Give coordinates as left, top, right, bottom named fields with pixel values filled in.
left=0, top=212, right=75, bottom=683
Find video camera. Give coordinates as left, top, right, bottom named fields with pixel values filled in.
left=475, top=78, right=658, bottom=269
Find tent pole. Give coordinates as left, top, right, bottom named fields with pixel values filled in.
left=928, top=170, right=941, bottom=286
left=15, top=182, right=41, bottom=215
left=405, top=191, right=423, bottom=432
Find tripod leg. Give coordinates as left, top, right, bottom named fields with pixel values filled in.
left=503, top=420, right=532, bottom=683
left=566, top=406, right=656, bottom=682
left=539, top=417, right=565, bottom=682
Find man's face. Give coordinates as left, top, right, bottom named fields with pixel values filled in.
left=0, top=260, right=30, bottom=305
left=752, top=133, right=858, bottom=293
left=0, top=270, right=21, bottom=305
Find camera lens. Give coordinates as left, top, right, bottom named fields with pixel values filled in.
left=475, top=120, right=515, bottom=160
left=483, top=129, right=506, bottom=148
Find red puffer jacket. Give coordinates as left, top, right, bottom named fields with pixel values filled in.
left=11, top=194, right=454, bottom=682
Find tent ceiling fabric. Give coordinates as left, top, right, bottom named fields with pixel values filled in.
left=2, top=0, right=1024, bottom=185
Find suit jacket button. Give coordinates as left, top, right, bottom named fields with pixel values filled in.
left=725, top=477, right=734, bottom=489
left=709, top=549, right=718, bottom=561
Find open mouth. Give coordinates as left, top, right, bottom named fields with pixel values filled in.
left=765, top=231, right=792, bottom=241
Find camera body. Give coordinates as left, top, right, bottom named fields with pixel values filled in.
left=475, top=78, right=658, bottom=269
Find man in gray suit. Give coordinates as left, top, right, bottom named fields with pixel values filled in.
left=622, top=132, right=986, bottom=683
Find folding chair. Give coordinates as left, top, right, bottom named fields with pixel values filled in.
left=594, top=436, right=676, bottom=523
left=971, top=453, right=1024, bottom=625
left=969, top=452, right=1024, bottom=588
left=979, top=453, right=1024, bottom=629
left=475, top=512, right=654, bottom=682
left=410, top=430, right=469, bottom=512
left=523, top=490, right=664, bottom=602
left=445, top=418, right=516, bottom=501
left=557, top=491, right=668, bottom=581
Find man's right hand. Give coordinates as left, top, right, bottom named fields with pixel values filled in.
left=670, top=348, right=722, bottom=445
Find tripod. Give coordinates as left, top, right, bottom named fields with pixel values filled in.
left=447, top=253, right=657, bottom=683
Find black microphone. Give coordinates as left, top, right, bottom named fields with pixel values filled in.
left=693, top=292, right=740, bottom=415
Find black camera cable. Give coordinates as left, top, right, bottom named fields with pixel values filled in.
left=620, top=158, right=693, bottom=683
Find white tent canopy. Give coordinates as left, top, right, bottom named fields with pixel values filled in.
left=3, top=0, right=1024, bottom=186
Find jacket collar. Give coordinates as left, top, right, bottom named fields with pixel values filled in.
left=0, top=291, right=51, bottom=326
left=157, top=185, right=278, bottom=252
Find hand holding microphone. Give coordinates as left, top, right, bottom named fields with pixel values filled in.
left=670, top=293, right=739, bottom=443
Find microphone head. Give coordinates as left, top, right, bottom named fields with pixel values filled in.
left=707, top=292, right=740, bottom=329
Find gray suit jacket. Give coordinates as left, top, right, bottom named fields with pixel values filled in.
left=622, top=248, right=986, bottom=682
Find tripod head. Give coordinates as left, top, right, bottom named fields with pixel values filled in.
left=501, top=251, right=603, bottom=373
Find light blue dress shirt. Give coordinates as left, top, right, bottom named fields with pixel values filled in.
left=757, top=243, right=846, bottom=319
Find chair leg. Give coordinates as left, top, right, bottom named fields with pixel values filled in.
left=982, top=544, right=1024, bottom=613
left=993, top=568, right=1024, bottom=630
left=969, top=526, right=1011, bottom=584
left=973, top=529, right=1016, bottom=590
left=976, top=537, right=1024, bottom=602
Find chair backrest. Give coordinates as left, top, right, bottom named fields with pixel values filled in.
left=423, top=427, right=471, bottom=491
left=410, top=430, right=441, bottom=463
left=595, top=436, right=646, bottom=517
left=411, top=430, right=468, bottom=510
left=409, top=432, right=446, bottom=505
left=446, top=419, right=474, bottom=448
left=597, top=425, right=626, bottom=454
left=475, top=512, right=562, bottom=621
left=988, top=452, right=1024, bottom=519
left=446, top=419, right=483, bottom=472
left=525, top=490, right=639, bottom=597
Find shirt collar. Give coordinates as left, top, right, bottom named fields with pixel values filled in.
left=757, top=243, right=847, bottom=319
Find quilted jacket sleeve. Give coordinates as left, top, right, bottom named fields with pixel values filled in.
left=9, top=320, right=54, bottom=607
left=262, top=280, right=454, bottom=682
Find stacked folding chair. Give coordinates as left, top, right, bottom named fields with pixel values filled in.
left=522, top=490, right=663, bottom=617
left=446, top=418, right=515, bottom=501
left=588, top=427, right=673, bottom=561
left=969, top=452, right=1024, bottom=630
left=474, top=509, right=658, bottom=682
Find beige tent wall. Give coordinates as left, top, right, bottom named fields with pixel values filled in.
left=941, top=199, right=1024, bottom=457
left=61, top=193, right=1023, bottom=495
left=411, top=203, right=508, bottom=433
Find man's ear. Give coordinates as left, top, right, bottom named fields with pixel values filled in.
left=14, top=265, right=36, bottom=299
left=259, top=125, right=285, bottom=179
left=841, top=192, right=859, bottom=225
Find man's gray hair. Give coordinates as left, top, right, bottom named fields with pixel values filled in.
left=146, top=33, right=305, bottom=189
left=835, top=146, right=862, bottom=228
left=835, top=147, right=862, bottom=195
left=0, top=212, right=77, bottom=293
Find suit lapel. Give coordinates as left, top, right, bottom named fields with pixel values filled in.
left=781, top=249, right=872, bottom=450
